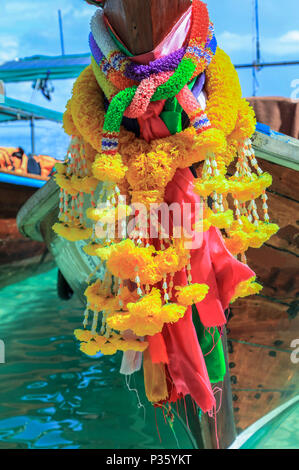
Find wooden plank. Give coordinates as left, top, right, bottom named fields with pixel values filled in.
left=227, top=341, right=298, bottom=391
left=228, top=297, right=299, bottom=348
left=246, top=244, right=299, bottom=302
left=232, top=390, right=297, bottom=432
left=104, top=0, right=191, bottom=55
left=0, top=182, right=35, bottom=217
left=257, top=159, right=299, bottom=202
left=255, top=192, right=299, bottom=256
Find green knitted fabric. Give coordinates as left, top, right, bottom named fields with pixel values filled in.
left=192, top=305, right=226, bottom=383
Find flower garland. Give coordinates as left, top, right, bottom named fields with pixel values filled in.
left=90, top=1, right=217, bottom=154
left=54, top=0, right=279, bottom=414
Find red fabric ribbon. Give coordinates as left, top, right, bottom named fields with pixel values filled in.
left=137, top=100, right=169, bottom=143
left=147, top=167, right=255, bottom=411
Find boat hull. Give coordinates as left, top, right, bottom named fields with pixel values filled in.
left=227, top=153, right=299, bottom=432
left=0, top=176, right=54, bottom=288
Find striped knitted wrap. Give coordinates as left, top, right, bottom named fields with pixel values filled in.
left=89, top=0, right=217, bottom=154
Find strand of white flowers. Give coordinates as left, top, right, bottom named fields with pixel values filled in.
left=90, top=8, right=128, bottom=65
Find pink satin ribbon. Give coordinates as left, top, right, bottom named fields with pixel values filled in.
left=104, top=6, right=192, bottom=63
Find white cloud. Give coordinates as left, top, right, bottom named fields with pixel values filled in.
left=218, top=29, right=299, bottom=57
left=0, top=35, right=19, bottom=64
left=217, top=31, right=252, bottom=53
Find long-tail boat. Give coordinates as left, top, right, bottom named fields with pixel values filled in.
left=0, top=95, right=63, bottom=287
left=16, top=0, right=299, bottom=448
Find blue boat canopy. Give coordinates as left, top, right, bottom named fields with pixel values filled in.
left=0, top=95, right=63, bottom=123
left=0, top=54, right=91, bottom=83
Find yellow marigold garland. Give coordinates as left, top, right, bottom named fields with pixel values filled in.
left=52, top=45, right=279, bottom=359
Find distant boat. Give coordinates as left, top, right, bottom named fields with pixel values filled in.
left=0, top=94, right=63, bottom=287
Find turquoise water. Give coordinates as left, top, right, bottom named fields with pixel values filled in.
left=0, top=269, right=195, bottom=450
left=1, top=269, right=298, bottom=449
left=241, top=402, right=299, bottom=450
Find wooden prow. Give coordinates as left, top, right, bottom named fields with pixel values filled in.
left=104, top=0, right=191, bottom=55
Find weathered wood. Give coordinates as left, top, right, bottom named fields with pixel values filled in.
left=229, top=297, right=299, bottom=347
left=258, top=159, right=299, bottom=202
left=254, top=192, right=299, bottom=256
left=0, top=180, right=53, bottom=287
left=0, top=181, right=36, bottom=218
left=246, top=244, right=298, bottom=302
left=232, top=390, right=297, bottom=432
left=228, top=341, right=298, bottom=391
left=104, top=0, right=191, bottom=54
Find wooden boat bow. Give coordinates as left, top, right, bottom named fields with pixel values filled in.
left=104, top=0, right=191, bottom=55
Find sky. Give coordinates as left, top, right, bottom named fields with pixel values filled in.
left=0, top=0, right=298, bottom=159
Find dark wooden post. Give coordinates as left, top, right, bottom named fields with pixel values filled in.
left=104, top=0, right=191, bottom=55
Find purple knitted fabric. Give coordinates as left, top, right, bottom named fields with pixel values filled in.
left=125, top=47, right=186, bottom=81
left=89, top=32, right=104, bottom=64
left=89, top=30, right=186, bottom=82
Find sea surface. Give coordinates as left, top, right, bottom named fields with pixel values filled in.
left=0, top=269, right=195, bottom=450
left=0, top=269, right=298, bottom=449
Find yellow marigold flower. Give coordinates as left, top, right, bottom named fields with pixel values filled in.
left=84, top=279, right=110, bottom=309
left=74, top=329, right=94, bottom=342
left=207, top=209, right=234, bottom=229
left=194, top=175, right=229, bottom=198
left=205, top=48, right=242, bottom=137
left=156, top=240, right=189, bottom=275
left=247, top=222, right=279, bottom=248
left=227, top=218, right=279, bottom=251
left=80, top=341, right=101, bottom=356
left=106, top=239, right=159, bottom=284
left=175, top=283, right=209, bottom=306
left=86, top=204, right=131, bottom=224
left=93, top=334, right=108, bottom=347
left=131, top=190, right=164, bottom=208
left=83, top=242, right=104, bottom=256
left=55, top=162, right=68, bottom=175
left=263, top=222, right=279, bottom=238
left=225, top=231, right=249, bottom=255
left=91, top=56, right=118, bottom=100
left=114, top=338, right=149, bottom=353
left=127, top=288, right=162, bottom=318
left=107, top=310, right=163, bottom=336
left=94, top=245, right=113, bottom=261
left=54, top=174, right=78, bottom=196
left=100, top=341, right=118, bottom=355
left=118, top=287, right=139, bottom=309
left=107, top=289, right=165, bottom=336
left=159, top=303, right=187, bottom=323
left=63, top=99, right=79, bottom=137
left=70, top=66, right=105, bottom=153
left=178, top=128, right=227, bottom=168
left=53, top=222, right=92, bottom=242
left=86, top=208, right=102, bottom=222
left=229, top=173, right=272, bottom=202
left=92, top=153, right=128, bottom=183
left=229, top=98, right=256, bottom=142
left=231, top=276, right=263, bottom=303
left=71, top=175, right=99, bottom=194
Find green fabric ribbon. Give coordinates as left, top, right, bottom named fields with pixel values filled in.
left=192, top=305, right=226, bottom=383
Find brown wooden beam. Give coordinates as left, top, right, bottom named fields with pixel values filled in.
left=104, top=0, right=191, bottom=55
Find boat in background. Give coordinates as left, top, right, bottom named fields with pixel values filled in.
left=0, top=94, right=63, bottom=287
